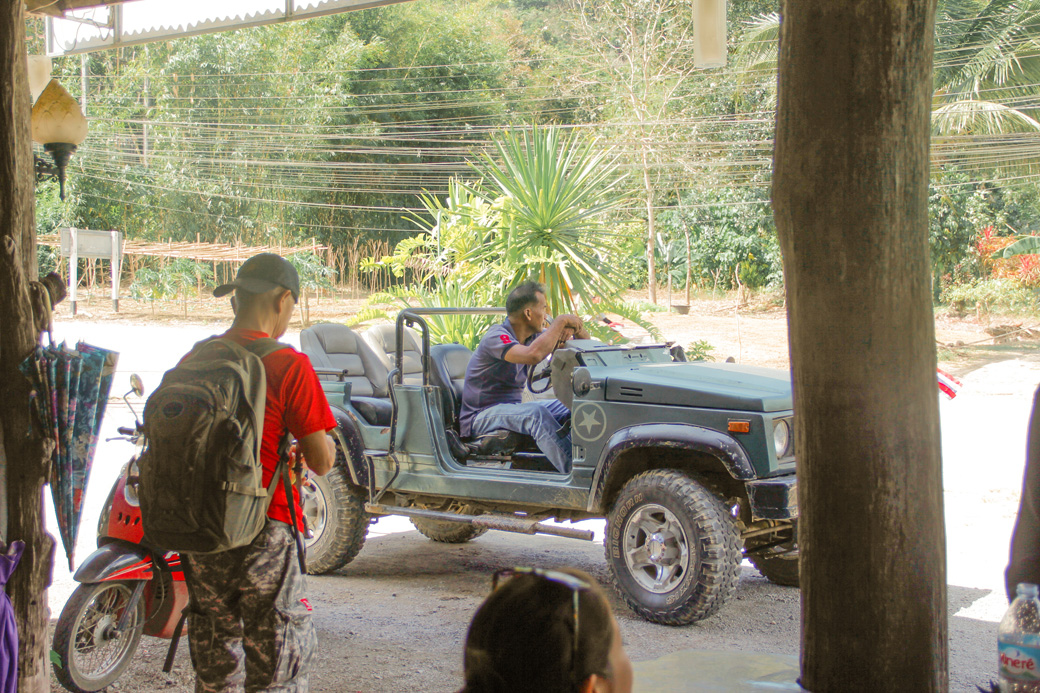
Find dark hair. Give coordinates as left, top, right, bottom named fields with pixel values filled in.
left=505, top=281, right=546, bottom=316
left=459, top=568, right=615, bottom=693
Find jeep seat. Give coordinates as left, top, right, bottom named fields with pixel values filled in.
left=300, top=323, right=393, bottom=426
left=362, top=324, right=424, bottom=386
left=429, top=343, right=472, bottom=427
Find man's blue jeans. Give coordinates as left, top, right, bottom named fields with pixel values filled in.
left=470, top=399, right=572, bottom=472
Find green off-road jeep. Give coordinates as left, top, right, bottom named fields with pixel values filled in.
left=299, top=308, right=798, bottom=625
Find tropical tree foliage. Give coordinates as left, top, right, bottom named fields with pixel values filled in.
left=734, top=1, right=1040, bottom=137
left=367, top=126, right=658, bottom=345
left=932, top=0, right=1040, bottom=135
left=26, top=0, right=1040, bottom=312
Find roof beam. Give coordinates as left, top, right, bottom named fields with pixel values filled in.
left=26, top=0, right=127, bottom=19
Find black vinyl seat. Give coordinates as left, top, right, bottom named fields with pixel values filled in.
left=428, top=343, right=472, bottom=428
left=428, top=343, right=543, bottom=462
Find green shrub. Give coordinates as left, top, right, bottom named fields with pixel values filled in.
left=941, top=277, right=1040, bottom=315
left=685, top=340, right=716, bottom=361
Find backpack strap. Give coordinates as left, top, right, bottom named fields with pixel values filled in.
left=228, top=336, right=305, bottom=571
left=277, top=435, right=308, bottom=573
left=241, top=336, right=291, bottom=360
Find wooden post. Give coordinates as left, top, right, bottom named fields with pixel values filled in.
left=69, top=228, right=78, bottom=315
left=773, top=0, right=947, bottom=690
left=110, top=230, right=121, bottom=312
left=0, top=3, right=57, bottom=690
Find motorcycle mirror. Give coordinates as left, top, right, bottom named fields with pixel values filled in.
left=129, top=374, right=144, bottom=397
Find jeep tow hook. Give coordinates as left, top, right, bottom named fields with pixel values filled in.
left=364, top=504, right=595, bottom=541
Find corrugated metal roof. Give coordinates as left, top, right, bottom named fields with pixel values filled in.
left=44, top=0, right=413, bottom=55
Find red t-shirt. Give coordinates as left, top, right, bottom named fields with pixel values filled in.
left=220, top=328, right=338, bottom=528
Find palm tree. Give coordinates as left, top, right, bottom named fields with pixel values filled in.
left=734, top=1, right=1040, bottom=136
left=932, top=0, right=1040, bottom=135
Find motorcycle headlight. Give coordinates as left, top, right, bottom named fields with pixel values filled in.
left=773, top=419, right=792, bottom=459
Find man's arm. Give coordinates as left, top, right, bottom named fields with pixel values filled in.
left=504, top=314, right=585, bottom=365
left=297, top=430, right=335, bottom=476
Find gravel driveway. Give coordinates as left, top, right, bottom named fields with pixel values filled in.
left=42, top=318, right=1038, bottom=692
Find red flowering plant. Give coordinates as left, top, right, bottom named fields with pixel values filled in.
left=976, top=226, right=1040, bottom=287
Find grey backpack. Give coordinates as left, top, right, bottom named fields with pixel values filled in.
left=138, top=336, right=291, bottom=554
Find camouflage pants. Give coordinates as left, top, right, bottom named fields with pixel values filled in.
left=184, top=521, right=316, bottom=693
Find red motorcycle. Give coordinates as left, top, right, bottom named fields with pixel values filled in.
left=51, top=375, right=188, bottom=693
left=51, top=375, right=326, bottom=692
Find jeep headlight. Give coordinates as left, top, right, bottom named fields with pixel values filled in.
left=773, top=419, right=792, bottom=458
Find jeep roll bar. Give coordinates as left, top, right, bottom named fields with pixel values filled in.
left=393, top=307, right=507, bottom=386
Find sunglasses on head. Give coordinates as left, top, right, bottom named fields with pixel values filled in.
left=492, top=567, right=592, bottom=682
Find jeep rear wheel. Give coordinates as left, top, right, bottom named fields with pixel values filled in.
left=411, top=518, right=488, bottom=543
left=302, top=466, right=370, bottom=574
left=605, top=469, right=741, bottom=625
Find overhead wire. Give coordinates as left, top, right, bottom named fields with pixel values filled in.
left=61, top=11, right=1040, bottom=239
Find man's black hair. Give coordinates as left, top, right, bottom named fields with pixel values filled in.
left=506, top=281, right=546, bottom=316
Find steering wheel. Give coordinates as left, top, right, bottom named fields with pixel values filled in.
left=526, top=352, right=555, bottom=395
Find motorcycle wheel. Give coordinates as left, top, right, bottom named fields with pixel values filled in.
left=52, top=581, right=145, bottom=693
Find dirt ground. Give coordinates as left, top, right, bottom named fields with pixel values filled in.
left=42, top=287, right=1040, bottom=693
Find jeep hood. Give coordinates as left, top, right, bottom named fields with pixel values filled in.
left=602, top=362, right=793, bottom=412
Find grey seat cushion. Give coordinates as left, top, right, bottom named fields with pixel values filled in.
left=300, top=323, right=390, bottom=398
left=363, top=324, right=424, bottom=386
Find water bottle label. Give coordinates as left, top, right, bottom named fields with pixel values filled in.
left=1000, top=641, right=1040, bottom=681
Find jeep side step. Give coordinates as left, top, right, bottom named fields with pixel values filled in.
left=364, top=503, right=596, bottom=541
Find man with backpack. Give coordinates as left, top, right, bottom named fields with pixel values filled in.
left=143, top=253, right=336, bottom=692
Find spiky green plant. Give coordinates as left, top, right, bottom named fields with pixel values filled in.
left=465, top=126, right=631, bottom=316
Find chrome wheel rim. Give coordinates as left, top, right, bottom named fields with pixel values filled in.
left=71, top=583, right=139, bottom=683
left=300, top=478, right=328, bottom=550
left=621, top=503, right=691, bottom=594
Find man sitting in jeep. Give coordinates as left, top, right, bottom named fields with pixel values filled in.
left=458, top=281, right=588, bottom=472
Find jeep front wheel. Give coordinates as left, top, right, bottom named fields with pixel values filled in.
left=301, top=466, right=370, bottom=574
left=605, top=469, right=741, bottom=625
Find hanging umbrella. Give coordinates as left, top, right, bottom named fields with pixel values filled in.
left=18, top=342, right=118, bottom=570
left=63, top=343, right=118, bottom=569
left=47, top=342, right=84, bottom=568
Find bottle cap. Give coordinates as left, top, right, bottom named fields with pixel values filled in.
left=1017, top=583, right=1040, bottom=598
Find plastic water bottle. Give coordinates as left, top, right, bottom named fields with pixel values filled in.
left=1000, top=583, right=1040, bottom=692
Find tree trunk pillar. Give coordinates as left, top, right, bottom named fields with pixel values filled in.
left=1, top=3, right=55, bottom=692
left=773, top=0, right=947, bottom=691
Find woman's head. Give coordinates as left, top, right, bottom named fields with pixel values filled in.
left=460, top=567, right=632, bottom=693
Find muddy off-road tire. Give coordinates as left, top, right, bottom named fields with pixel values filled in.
left=302, top=466, right=370, bottom=574
left=52, top=581, right=145, bottom=693
left=747, top=524, right=800, bottom=587
left=605, top=469, right=742, bottom=625
left=411, top=517, right=489, bottom=543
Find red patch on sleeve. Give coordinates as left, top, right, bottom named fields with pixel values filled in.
left=300, top=597, right=313, bottom=612
left=499, top=334, right=514, bottom=345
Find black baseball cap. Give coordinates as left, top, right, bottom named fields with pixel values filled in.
left=213, top=253, right=300, bottom=302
